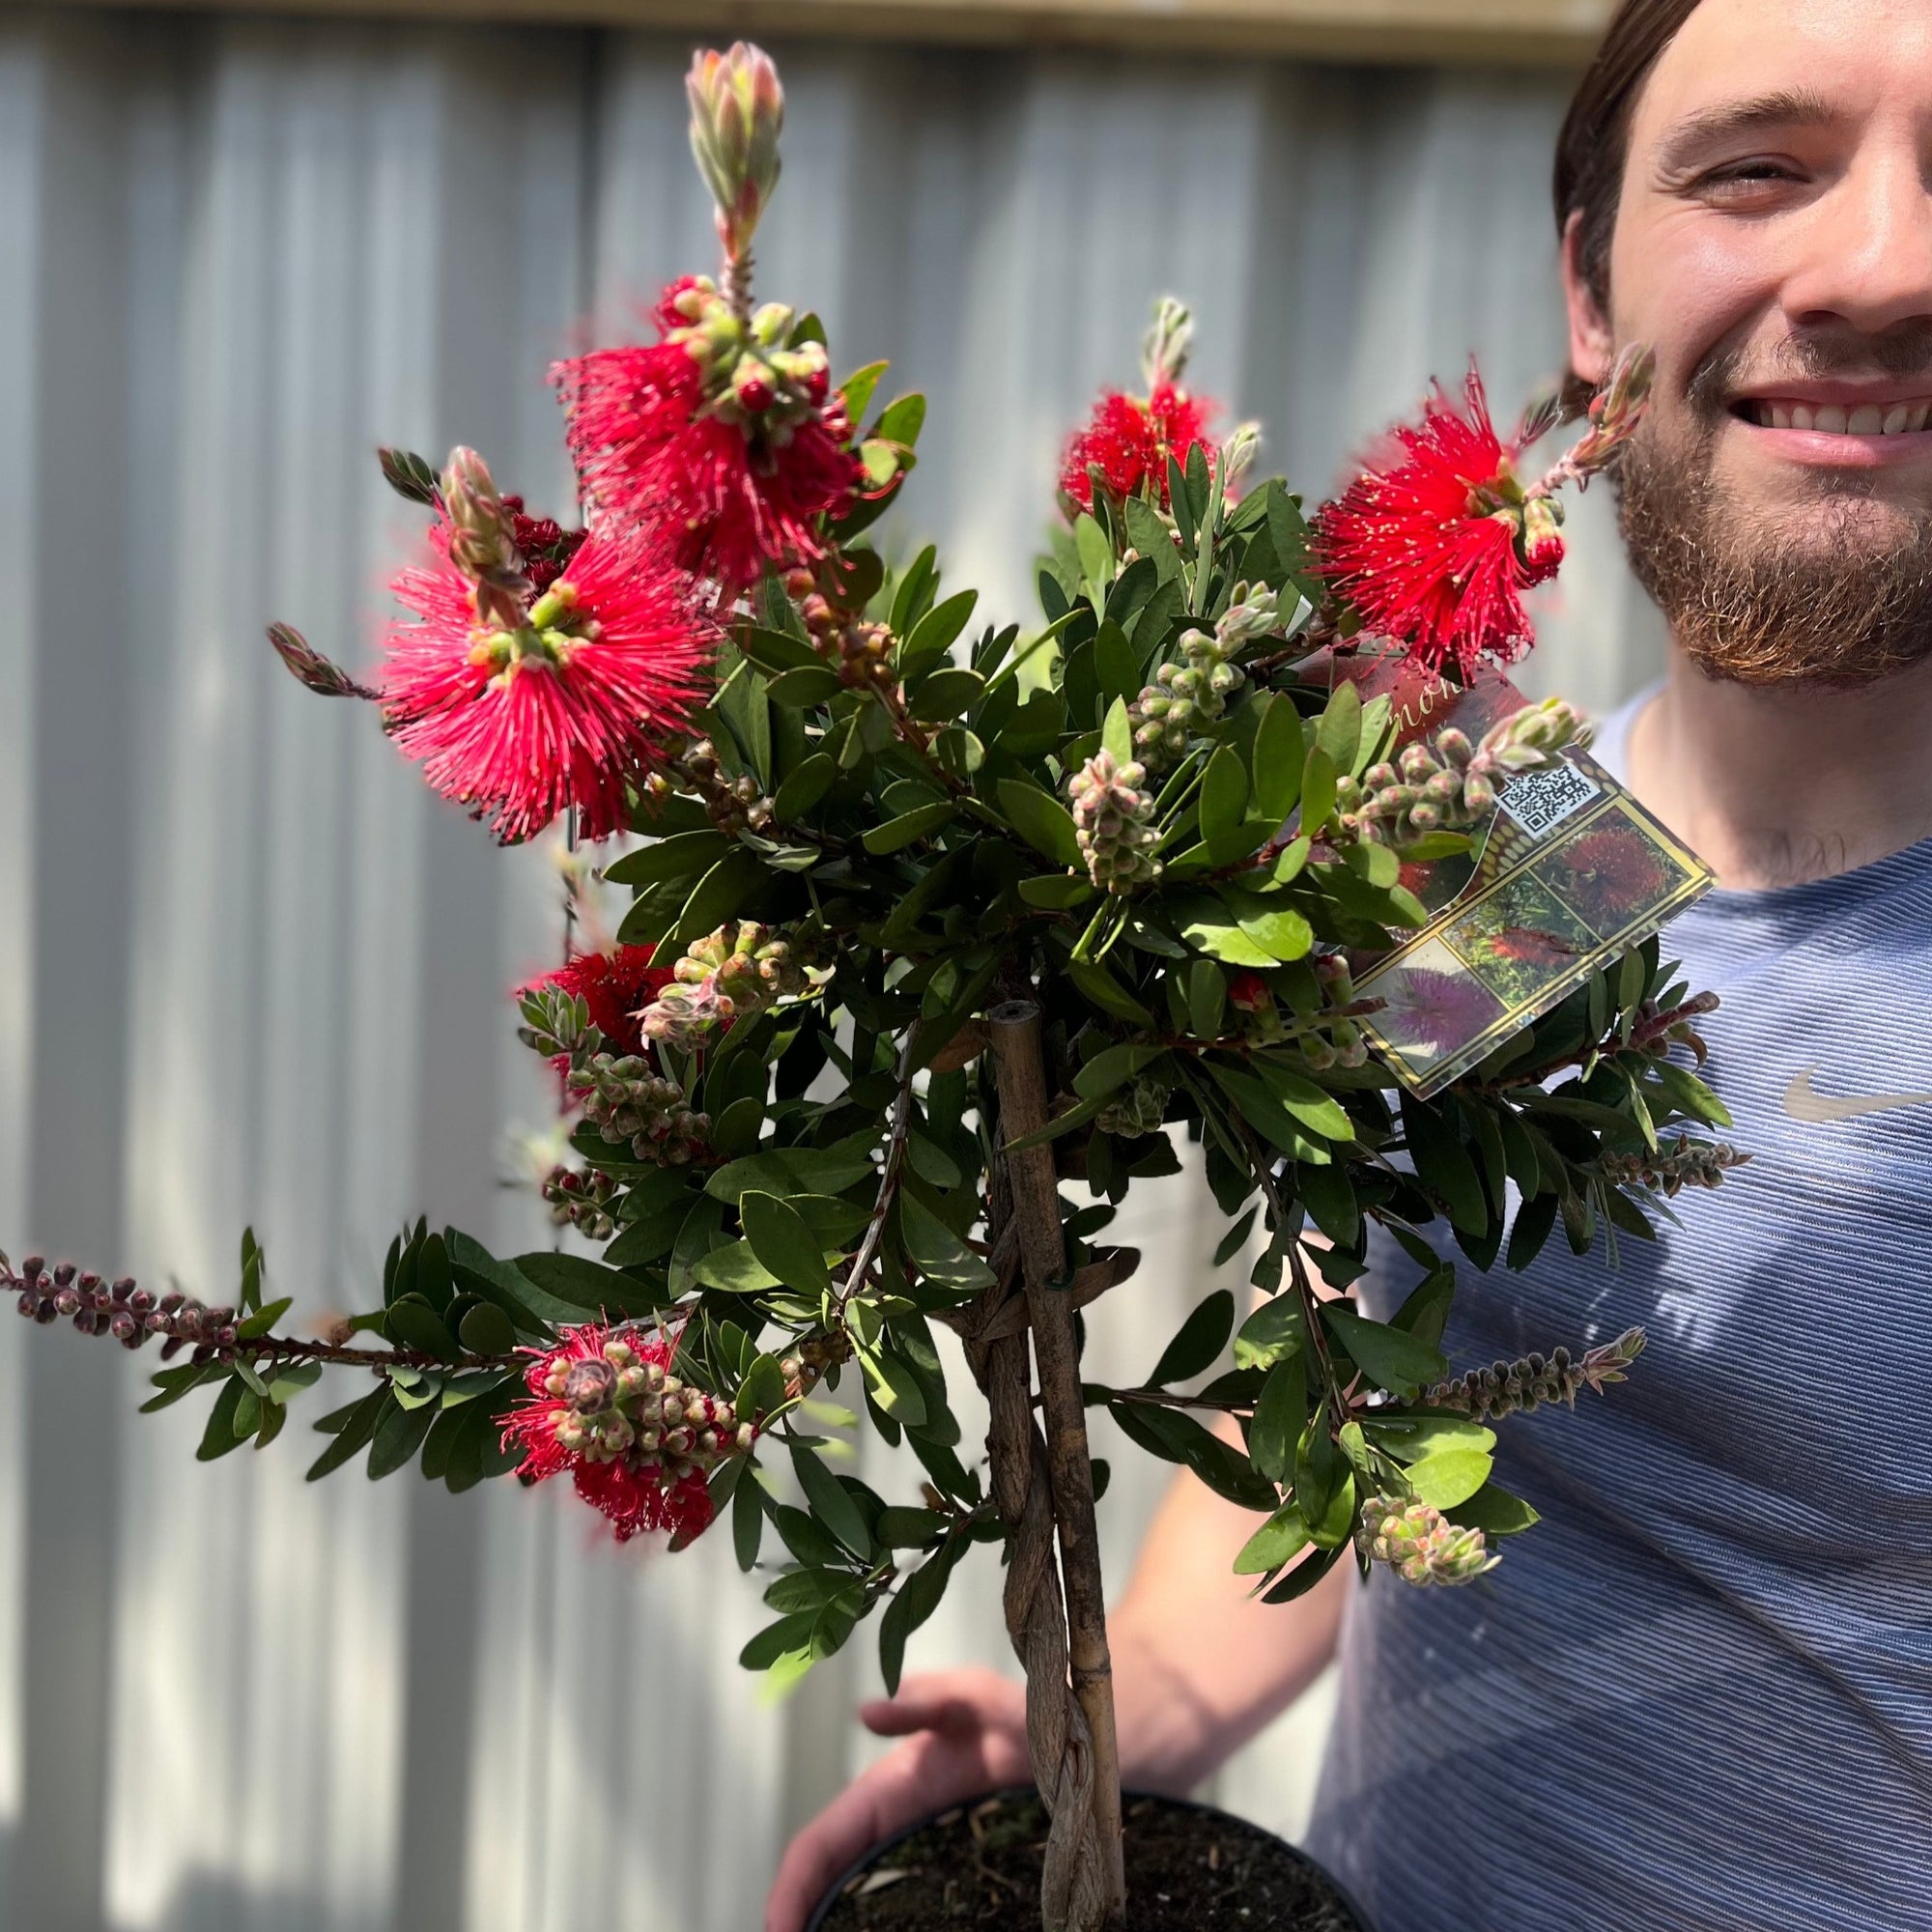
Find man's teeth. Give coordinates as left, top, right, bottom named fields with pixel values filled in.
left=1750, top=400, right=1932, bottom=433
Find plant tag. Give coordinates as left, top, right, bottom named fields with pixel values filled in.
left=1296, top=646, right=1713, bottom=1097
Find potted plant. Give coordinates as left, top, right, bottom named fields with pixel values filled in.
left=5, top=43, right=1738, bottom=1932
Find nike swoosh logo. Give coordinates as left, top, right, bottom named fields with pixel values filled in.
left=1784, top=1065, right=1932, bottom=1123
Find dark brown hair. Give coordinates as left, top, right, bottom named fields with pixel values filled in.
left=1553, top=0, right=1706, bottom=311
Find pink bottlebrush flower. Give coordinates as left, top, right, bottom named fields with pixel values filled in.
left=501, top=1321, right=747, bottom=1545
left=1060, top=380, right=1215, bottom=514
left=524, top=944, right=674, bottom=1060
left=1312, top=369, right=1563, bottom=682
left=553, top=277, right=864, bottom=593
left=380, top=526, right=712, bottom=844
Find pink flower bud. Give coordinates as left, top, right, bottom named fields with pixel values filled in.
left=686, top=43, right=784, bottom=263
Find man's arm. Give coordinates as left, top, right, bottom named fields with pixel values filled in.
left=763, top=1456, right=1350, bottom=1932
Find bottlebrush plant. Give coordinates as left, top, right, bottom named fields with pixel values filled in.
left=8, top=43, right=1738, bottom=1932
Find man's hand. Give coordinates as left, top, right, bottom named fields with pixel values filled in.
left=764, top=1666, right=1029, bottom=1932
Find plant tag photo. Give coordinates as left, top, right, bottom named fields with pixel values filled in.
left=1313, top=648, right=1714, bottom=1097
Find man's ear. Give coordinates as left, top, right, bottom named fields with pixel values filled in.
left=1561, top=211, right=1614, bottom=388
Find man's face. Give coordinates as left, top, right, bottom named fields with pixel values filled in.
left=1570, top=0, right=1932, bottom=683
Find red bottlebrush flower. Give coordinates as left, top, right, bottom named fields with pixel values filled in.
left=526, top=944, right=673, bottom=1058
left=1060, top=380, right=1215, bottom=514
left=501, top=1321, right=746, bottom=1546
left=1312, top=370, right=1564, bottom=682
left=553, top=279, right=864, bottom=593
left=380, top=526, right=712, bottom=844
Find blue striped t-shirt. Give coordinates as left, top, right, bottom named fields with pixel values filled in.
left=1304, top=690, right=1932, bottom=1931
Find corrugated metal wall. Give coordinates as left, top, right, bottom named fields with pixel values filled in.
left=0, top=11, right=1662, bottom=1927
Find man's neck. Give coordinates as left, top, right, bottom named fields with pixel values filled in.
left=1624, top=652, right=1932, bottom=891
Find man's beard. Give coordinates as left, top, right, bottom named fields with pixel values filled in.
left=1615, top=377, right=1932, bottom=689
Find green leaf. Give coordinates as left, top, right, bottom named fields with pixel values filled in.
left=741, top=1191, right=835, bottom=1296
left=732, top=1463, right=766, bottom=1570
left=1232, top=901, right=1313, bottom=965
left=738, top=625, right=821, bottom=674
left=1072, top=1042, right=1168, bottom=1102
left=772, top=753, right=837, bottom=821
left=740, top=1610, right=819, bottom=1673
left=1234, top=1293, right=1306, bottom=1370
left=997, top=779, right=1083, bottom=868
left=1295, top=1160, right=1361, bottom=1249
left=1124, top=496, right=1180, bottom=582
left=1447, top=1482, right=1542, bottom=1537
left=1251, top=1059, right=1352, bottom=1141
left=1234, top=1503, right=1313, bottom=1577
left=1017, top=873, right=1093, bottom=912
left=907, top=668, right=983, bottom=723
left=305, top=1386, right=389, bottom=1480
left=903, top=588, right=979, bottom=668
left=1389, top=1264, right=1455, bottom=1350
left=234, top=1295, right=293, bottom=1342
left=863, top=801, right=956, bottom=853
left=1175, top=905, right=1275, bottom=969
left=1299, top=746, right=1337, bottom=830
left=1314, top=679, right=1362, bottom=771
left=1186, top=958, right=1227, bottom=1039
left=1150, top=1290, right=1236, bottom=1385
left=877, top=1506, right=950, bottom=1548
left=878, top=1536, right=966, bottom=1695
left=1262, top=1540, right=1344, bottom=1604
left=511, top=1252, right=662, bottom=1319
left=368, top=1395, right=438, bottom=1479
left=140, top=1363, right=217, bottom=1414
left=1101, top=696, right=1134, bottom=765
left=1250, top=1353, right=1307, bottom=1485
left=1401, top=1095, right=1490, bottom=1236
left=706, top=1137, right=878, bottom=1205
left=900, top=1193, right=997, bottom=1291
left=1066, top=959, right=1153, bottom=1026
left=386, top=1294, right=462, bottom=1361
left=195, top=1377, right=250, bottom=1462
left=765, top=663, right=841, bottom=708
left=1074, top=512, right=1113, bottom=593
left=1252, top=698, right=1305, bottom=824
left=1108, top=1401, right=1276, bottom=1510
left=839, top=358, right=890, bottom=423
left=1003, top=1092, right=1107, bottom=1151
left=858, top=1344, right=927, bottom=1425
left=1199, top=748, right=1253, bottom=867
left=1405, top=1446, right=1494, bottom=1511
left=1319, top=1304, right=1449, bottom=1399
left=1364, top=1413, right=1495, bottom=1463
left=790, top=1443, right=872, bottom=1559
left=457, top=1301, right=517, bottom=1356
left=664, top=848, right=771, bottom=953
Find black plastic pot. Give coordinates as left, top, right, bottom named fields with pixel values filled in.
left=807, top=1785, right=1373, bottom=1932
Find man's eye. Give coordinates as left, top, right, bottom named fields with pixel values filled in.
left=1696, top=160, right=1802, bottom=198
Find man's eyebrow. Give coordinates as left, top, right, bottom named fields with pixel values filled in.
left=1654, top=88, right=1839, bottom=174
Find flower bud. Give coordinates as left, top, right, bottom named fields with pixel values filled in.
left=1140, top=296, right=1194, bottom=390
left=686, top=43, right=784, bottom=263
left=1519, top=494, right=1565, bottom=573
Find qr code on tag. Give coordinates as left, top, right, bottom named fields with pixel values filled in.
left=1498, top=761, right=1602, bottom=837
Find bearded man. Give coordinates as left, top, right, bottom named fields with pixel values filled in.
left=768, top=3, right=1932, bottom=1925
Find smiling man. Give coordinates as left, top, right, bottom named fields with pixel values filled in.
left=766, top=4, right=1932, bottom=1927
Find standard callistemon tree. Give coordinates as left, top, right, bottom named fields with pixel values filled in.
left=10, top=43, right=1739, bottom=1932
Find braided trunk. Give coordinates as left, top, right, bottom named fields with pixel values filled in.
left=975, top=999, right=1127, bottom=1931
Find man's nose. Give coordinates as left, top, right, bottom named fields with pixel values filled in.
left=1782, top=149, right=1932, bottom=336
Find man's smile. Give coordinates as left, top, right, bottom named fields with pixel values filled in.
left=1727, top=382, right=1932, bottom=464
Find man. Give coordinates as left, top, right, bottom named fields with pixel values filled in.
left=769, top=2, right=1932, bottom=1923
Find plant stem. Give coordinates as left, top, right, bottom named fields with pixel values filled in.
left=988, top=999, right=1126, bottom=1927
